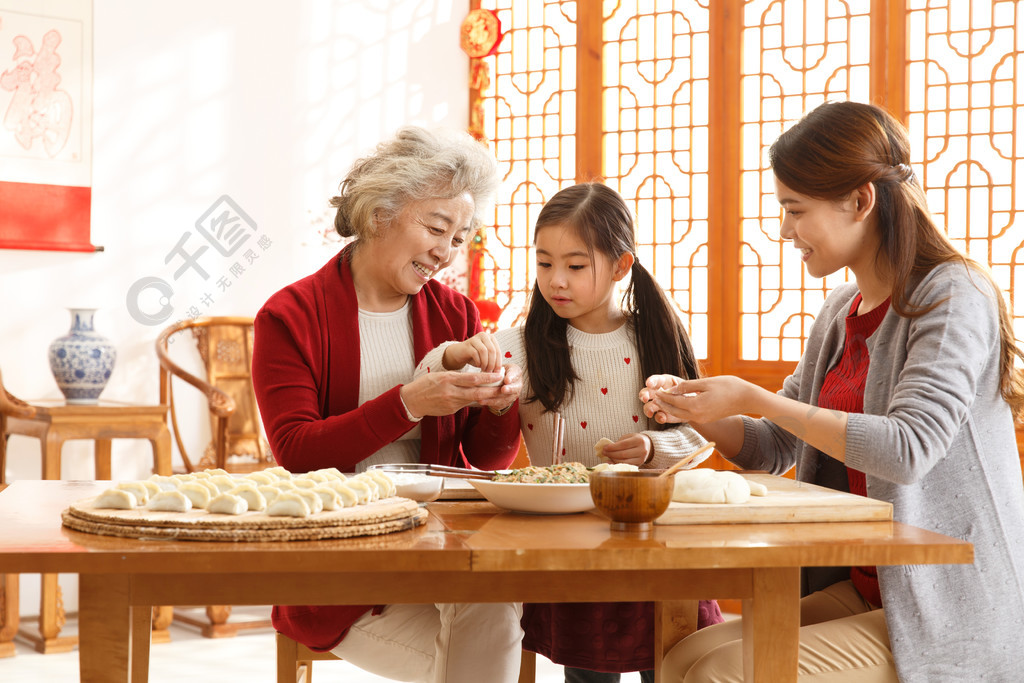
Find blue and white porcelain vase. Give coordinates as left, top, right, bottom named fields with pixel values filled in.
left=47, top=308, right=117, bottom=404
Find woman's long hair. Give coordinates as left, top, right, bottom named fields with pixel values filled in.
left=769, top=100, right=1024, bottom=419
left=523, top=183, right=700, bottom=416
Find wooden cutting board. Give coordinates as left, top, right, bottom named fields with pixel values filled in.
left=655, top=473, right=892, bottom=525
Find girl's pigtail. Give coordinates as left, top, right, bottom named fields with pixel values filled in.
left=626, top=262, right=701, bottom=398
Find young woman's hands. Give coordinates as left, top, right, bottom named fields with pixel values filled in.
left=600, top=433, right=653, bottom=466
left=442, top=331, right=504, bottom=373
left=640, top=374, right=757, bottom=425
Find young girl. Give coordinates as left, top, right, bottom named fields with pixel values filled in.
left=430, top=183, right=723, bottom=682
left=646, top=101, right=1024, bottom=682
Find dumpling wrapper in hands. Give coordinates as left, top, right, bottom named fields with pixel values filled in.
left=593, top=437, right=614, bottom=463
left=671, top=469, right=751, bottom=505
left=147, top=490, right=193, bottom=513
left=94, top=488, right=137, bottom=509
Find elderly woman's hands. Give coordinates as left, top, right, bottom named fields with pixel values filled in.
left=401, top=361, right=522, bottom=419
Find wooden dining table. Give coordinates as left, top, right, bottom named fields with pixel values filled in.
left=0, top=479, right=972, bottom=683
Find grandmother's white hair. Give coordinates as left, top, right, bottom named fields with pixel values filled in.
left=330, top=126, right=499, bottom=240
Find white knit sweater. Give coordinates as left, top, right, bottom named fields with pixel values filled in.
left=416, top=323, right=708, bottom=469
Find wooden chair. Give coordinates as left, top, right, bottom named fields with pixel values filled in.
left=156, top=317, right=274, bottom=636
left=276, top=601, right=698, bottom=683
left=156, top=316, right=274, bottom=474
left=1, top=367, right=175, bottom=650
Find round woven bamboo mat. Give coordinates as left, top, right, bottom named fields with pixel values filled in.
left=62, top=496, right=428, bottom=542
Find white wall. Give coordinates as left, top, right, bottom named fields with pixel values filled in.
left=1, top=0, right=468, bottom=617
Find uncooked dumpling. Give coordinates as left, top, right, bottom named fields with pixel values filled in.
left=360, top=471, right=395, bottom=498
left=327, top=481, right=359, bottom=507
left=178, top=482, right=213, bottom=509
left=207, top=493, right=248, bottom=515
left=345, top=478, right=374, bottom=504
left=312, top=486, right=342, bottom=511
left=291, top=488, right=324, bottom=513
left=245, top=471, right=276, bottom=486
left=147, top=490, right=193, bottom=512
left=115, top=481, right=152, bottom=505
left=229, top=483, right=267, bottom=512
left=672, top=469, right=751, bottom=504
left=593, top=437, right=614, bottom=463
left=94, top=488, right=137, bottom=509
left=266, top=492, right=310, bottom=517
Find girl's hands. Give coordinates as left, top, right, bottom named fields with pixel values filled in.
left=600, top=433, right=652, bottom=466
left=400, top=362, right=523, bottom=418
left=442, top=331, right=504, bottom=373
left=640, top=374, right=758, bottom=425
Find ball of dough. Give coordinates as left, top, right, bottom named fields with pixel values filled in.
left=672, top=469, right=751, bottom=504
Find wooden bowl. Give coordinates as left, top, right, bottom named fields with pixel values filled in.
left=589, top=470, right=674, bottom=532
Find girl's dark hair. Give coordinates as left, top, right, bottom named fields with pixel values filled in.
left=769, top=100, right=1024, bottom=419
left=523, top=183, right=700, bottom=415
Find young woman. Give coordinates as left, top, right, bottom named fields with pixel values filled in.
left=252, top=126, right=524, bottom=683
left=425, top=183, right=722, bottom=683
left=644, top=101, right=1024, bottom=682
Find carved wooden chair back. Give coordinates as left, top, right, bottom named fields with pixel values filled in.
left=156, top=316, right=272, bottom=473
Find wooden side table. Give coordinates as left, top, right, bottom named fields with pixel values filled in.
left=0, top=399, right=172, bottom=653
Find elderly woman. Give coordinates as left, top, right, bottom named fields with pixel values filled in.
left=252, top=126, right=524, bottom=683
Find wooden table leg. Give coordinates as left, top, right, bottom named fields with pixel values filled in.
left=743, top=567, right=799, bottom=683
left=150, top=428, right=172, bottom=476
left=654, top=600, right=699, bottom=683
left=94, top=439, right=113, bottom=480
left=80, top=573, right=132, bottom=683
left=131, top=604, right=152, bottom=683
left=42, top=431, right=62, bottom=480
left=0, top=573, right=18, bottom=658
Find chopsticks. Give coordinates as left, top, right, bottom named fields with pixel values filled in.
left=659, top=441, right=716, bottom=479
left=551, top=412, right=565, bottom=465
left=368, top=463, right=495, bottom=480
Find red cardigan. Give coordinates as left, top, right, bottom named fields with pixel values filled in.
left=252, top=247, right=521, bottom=651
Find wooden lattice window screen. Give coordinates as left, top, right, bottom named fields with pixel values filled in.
left=472, top=0, right=1024, bottom=453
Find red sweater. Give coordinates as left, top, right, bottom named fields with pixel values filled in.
left=252, top=246, right=521, bottom=651
left=818, top=293, right=889, bottom=608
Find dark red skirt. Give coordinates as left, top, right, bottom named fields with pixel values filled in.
left=522, top=600, right=723, bottom=673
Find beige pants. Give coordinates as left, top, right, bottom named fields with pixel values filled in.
left=330, top=602, right=524, bottom=683
left=662, top=581, right=897, bottom=682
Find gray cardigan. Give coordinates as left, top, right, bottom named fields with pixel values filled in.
left=731, top=262, right=1024, bottom=681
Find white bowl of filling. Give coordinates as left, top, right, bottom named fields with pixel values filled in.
left=388, top=472, right=444, bottom=503
left=469, top=462, right=595, bottom=514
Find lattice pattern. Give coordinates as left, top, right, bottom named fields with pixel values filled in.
left=905, top=0, right=1023, bottom=340
left=479, top=0, right=578, bottom=327
left=739, top=0, right=872, bottom=361
left=603, top=1, right=711, bottom=358
left=477, top=0, right=1023, bottom=366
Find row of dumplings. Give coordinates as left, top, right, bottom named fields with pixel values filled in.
left=91, top=466, right=398, bottom=518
